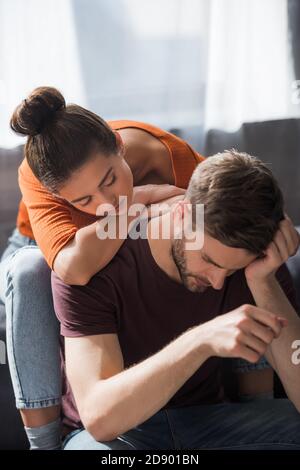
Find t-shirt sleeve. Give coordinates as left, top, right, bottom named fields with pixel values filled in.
left=18, top=160, right=78, bottom=269
left=51, top=271, right=118, bottom=337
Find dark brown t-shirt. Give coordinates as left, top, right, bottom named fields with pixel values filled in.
left=51, top=235, right=298, bottom=432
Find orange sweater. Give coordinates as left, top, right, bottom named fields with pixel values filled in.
left=17, top=120, right=204, bottom=268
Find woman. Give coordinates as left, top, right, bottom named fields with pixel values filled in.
left=0, top=87, right=204, bottom=449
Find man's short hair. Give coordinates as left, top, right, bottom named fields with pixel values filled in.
left=186, top=149, right=284, bottom=254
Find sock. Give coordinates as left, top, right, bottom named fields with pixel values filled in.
left=24, top=418, right=62, bottom=450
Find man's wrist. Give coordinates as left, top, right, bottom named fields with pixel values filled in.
left=246, top=272, right=277, bottom=292
left=194, top=322, right=216, bottom=359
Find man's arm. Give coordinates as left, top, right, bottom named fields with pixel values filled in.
left=245, top=217, right=300, bottom=411
left=66, top=326, right=211, bottom=442
left=65, top=304, right=283, bottom=442
left=247, top=276, right=300, bottom=410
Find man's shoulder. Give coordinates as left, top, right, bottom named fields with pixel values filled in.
left=82, top=236, right=144, bottom=296
left=51, top=236, right=141, bottom=296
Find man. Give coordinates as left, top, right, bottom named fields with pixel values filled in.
left=52, top=150, right=300, bottom=450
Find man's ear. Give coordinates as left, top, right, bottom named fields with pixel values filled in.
left=173, top=199, right=185, bottom=219
left=171, top=200, right=183, bottom=237
left=172, top=198, right=191, bottom=220
left=172, top=198, right=192, bottom=239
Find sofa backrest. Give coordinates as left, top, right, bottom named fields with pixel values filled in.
left=0, top=146, right=24, bottom=254
left=204, top=118, right=300, bottom=225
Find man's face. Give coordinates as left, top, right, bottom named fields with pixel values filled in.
left=171, top=232, right=257, bottom=293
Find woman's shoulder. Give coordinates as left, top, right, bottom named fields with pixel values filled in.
left=108, top=120, right=165, bottom=138
left=109, top=121, right=175, bottom=185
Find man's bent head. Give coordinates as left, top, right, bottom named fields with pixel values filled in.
left=171, top=150, right=284, bottom=293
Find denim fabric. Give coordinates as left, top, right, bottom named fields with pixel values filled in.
left=64, top=399, right=300, bottom=450
left=231, top=356, right=270, bottom=374
left=0, top=228, right=61, bottom=409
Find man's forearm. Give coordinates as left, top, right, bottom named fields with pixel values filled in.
left=247, top=276, right=300, bottom=410
left=84, top=325, right=211, bottom=441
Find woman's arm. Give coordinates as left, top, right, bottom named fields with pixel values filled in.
left=53, top=220, right=127, bottom=285
left=19, top=158, right=185, bottom=285
left=54, top=184, right=185, bottom=285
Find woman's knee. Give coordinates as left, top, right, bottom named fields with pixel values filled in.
left=4, top=246, right=57, bottom=329
left=7, top=246, right=51, bottom=292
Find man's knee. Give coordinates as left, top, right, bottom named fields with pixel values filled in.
left=63, top=429, right=137, bottom=450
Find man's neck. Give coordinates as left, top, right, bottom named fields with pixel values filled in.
left=146, top=214, right=181, bottom=283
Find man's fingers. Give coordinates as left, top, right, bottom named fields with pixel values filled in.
left=273, top=230, right=289, bottom=261
left=264, top=241, right=283, bottom=266
left=277, top=316, right=288, bottom=327
left=247, top=306, right=282, bottom=337
left=241, top=332, right=269, bottom=355
left=233, top=344, right=260, bottom=363
left=246, top=319, right=276, bottom=344
left=279, top=218, right=299, bottom=256
left=291, top=228, right=300, bottom=255
left=238, top=345, right=261, bottom=364
left=282, top=215, right=300, bottom=254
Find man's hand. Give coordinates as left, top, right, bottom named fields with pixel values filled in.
left=245, top=216, right=300, bottom=284
left=202, top=304, right=287, bottom=363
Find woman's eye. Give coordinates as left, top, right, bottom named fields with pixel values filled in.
left=105, top=174, right=116, bottom=187
left=201, top=254, right=209, bottom=264
left=80, top=197, right=92, bottom=207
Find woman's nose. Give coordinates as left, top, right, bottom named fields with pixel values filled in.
left=98, top=187, right=118, bottom=205
left=94, top=193, right=117, bottom=215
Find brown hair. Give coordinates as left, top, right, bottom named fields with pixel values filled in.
left=10, top=87, right=118, bottom=192
left=186, top=149, right=284, bottom=254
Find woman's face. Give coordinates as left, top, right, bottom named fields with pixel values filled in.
left=57, top=151, right=133, bottom=216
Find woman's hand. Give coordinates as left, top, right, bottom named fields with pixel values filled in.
left=131, top=184, right=185, bottom=220
left=132, top=184, right=185, bottom=207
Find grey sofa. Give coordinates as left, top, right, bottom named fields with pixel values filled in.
left=0, top=121, right=300, bottom=449
left=203, top=118, right=300, bottom=226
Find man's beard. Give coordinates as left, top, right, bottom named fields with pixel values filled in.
left=171, top=239, right=211, bottom=293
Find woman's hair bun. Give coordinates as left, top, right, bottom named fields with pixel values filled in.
left=10, top=86, right=66, bottom=137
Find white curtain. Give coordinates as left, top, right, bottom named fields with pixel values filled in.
left=71, top=0, right=208, bottom=131
left=0, top=0, right=85, bottom=148
left=204, top=0, right=299, bottom=132
left=0, top=0, right=298, bottom=148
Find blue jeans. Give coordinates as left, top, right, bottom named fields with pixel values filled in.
left=0, top=228, right=61, bottom=408
left=0, top=228, right=269, bottom=410
left=64, top=399, right=300, bottom=450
